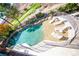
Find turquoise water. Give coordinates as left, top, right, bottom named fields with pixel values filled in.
left=14, top=24, right=44, bottom=46
left=0, top=24, right=44, bottom=56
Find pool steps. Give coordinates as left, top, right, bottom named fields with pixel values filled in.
left=13, top=40, right=54, bottom=55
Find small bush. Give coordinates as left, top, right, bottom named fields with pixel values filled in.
left=36, top=13, right=45, bottom=18
left=58, top=3, right=79, bottom=13
left=0, top=24, right=13, bottom=41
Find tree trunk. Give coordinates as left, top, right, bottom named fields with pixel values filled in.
left=2, top=18, right=13, bottom=26
left=15, top=18, right=23, bottom=28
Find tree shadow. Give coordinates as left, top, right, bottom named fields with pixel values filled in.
left=27, top=24, right=42, bottom=32
left=7, top=31, right=22, bottom=47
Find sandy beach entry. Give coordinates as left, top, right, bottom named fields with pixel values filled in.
left=42, top=19, right=68, bottom=42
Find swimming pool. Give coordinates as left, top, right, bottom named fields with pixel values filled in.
left=10, top=24, right=44, bottom=46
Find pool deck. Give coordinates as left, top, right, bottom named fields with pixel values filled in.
left=66, top=19, right=79, bottom=49
left=37, top=47, right=79, bottom=56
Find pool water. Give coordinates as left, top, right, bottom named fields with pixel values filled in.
left=0, top=24, right=43, bottom=56
left=12, top=24, right=44, bottom=46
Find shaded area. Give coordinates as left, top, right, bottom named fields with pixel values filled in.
left=7, top=31, right=22, bottom=47
left=27, top=24, right=42, bottom=32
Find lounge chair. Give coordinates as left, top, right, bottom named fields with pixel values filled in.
left=49, top=19, right=54, bottom=24
left=55, top=26, right=70, bottom=33
left=49, top=18, right=60, bottom=24
left=55, top=22, right=71, bottom=33
left=53, top=20, right=64, bottom=26
left=51, top=32, right=64, bottom=40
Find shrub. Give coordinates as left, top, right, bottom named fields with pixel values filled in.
left=0, top=24, right=12, bottom=41
left=58, top=3, right=79, bottom=13
left=36, top=13, right=45, bottom=18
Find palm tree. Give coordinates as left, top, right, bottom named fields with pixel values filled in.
left=5, top=6, right=23, bottom=28
left=0, top=3, right=11, bottom=12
